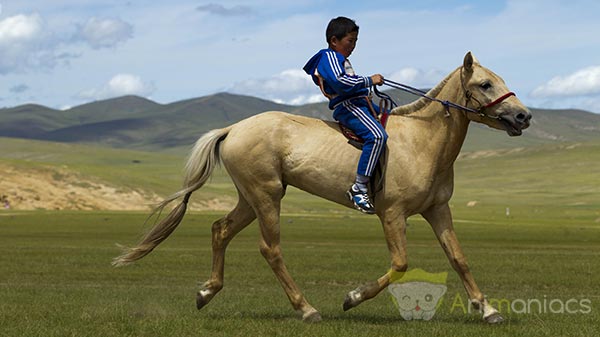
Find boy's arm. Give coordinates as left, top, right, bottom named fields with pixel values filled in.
left=317, top=51, right=374, bottom=96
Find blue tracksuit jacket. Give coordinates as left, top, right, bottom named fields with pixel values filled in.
left=303, top=48, right=387, bottom=178
left=303, top=48, right=373, bottom=109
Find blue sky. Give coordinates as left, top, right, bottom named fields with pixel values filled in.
left=1, top=0, right=600, bottom=113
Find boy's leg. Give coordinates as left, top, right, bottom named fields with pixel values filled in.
left=336, top=100, right=388, bottom=213
left=339, top=100, right=388, bottom=178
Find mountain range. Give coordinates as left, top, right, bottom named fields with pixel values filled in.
left=1, top=91, right=599, bottom=152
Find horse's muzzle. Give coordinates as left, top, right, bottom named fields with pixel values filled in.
left=499, top=109, right=532, bottom=136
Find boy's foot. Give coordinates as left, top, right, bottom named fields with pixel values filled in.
left=346, top=185, right=376, bottom=214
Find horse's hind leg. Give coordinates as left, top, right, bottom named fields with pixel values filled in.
left=252, top=188, right=321, bottom=322
left=197, top=194, right=256, bottom=310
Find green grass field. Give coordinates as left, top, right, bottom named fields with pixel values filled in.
left=1, top=209, right=598, bottom=337
left=1, top=136, right=600, bottom=336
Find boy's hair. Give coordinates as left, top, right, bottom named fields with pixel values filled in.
left=326, top=16, right=359, bottom=44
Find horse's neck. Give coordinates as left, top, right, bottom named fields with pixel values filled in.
left=391, top=74, right=470, bottom=172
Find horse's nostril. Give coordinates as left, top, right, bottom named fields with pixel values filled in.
left=515, top=112, right=531, bottom=123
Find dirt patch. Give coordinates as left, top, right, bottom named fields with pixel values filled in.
left=0, top=163, right=162, bottom=211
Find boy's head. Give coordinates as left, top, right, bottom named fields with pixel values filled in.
left=326, top=16, right=359, bottom=58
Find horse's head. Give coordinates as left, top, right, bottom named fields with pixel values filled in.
left=460, top=52, right=531, bottom=136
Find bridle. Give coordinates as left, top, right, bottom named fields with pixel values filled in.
left=459, top=66, right=515, bottom=120
left=378, top=67, right=515, bottom=121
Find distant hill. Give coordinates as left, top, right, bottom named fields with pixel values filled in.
left=0, top=104, right=64, bottom=138
left=1, top=91, right=599, bottom=151
left=65, top=95, right=162, bottom=124
left=0, top=93, right=296, bottom=149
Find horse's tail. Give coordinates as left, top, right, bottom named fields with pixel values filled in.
left=112, top=126, right=232, bottom=267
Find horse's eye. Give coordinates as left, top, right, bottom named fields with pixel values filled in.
left=480, top=81, right=492, bottom=90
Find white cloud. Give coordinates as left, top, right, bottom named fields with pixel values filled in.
left=0, top=13, right=133, bottom=75
left=76, top=17, right=133, bottom=49
left=0, top=13, right=55, bottom=74
left=77, top=74, right=155, bottom=100
left=0, top=13, right=42, bottom=42
left=530, top=66, right=600, bottom=98
left=228, top=68, right=326, bottom=105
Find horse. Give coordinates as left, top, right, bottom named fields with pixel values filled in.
left=113, top=52, right=531, bottom=324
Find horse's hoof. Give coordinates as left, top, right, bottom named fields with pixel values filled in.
left=342, top=296, right=353, bottom=311
left=196, top=290, right=214, bottom=310
left=302, top=310, right=322, bottom=323
left=342, top=294, right=357, bottom=311
left=196, top=293, right=207, bottom=310
left=485, top=312, right=504, bottom=324
left=343, top=289, right=362, bottom=311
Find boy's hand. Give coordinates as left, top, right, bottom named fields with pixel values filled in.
left=370, top=74, right=384, bottom=86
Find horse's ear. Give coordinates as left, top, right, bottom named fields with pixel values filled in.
left=463, top=51, right=479, bottom=72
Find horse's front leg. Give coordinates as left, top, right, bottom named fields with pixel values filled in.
left=343, top=207, right=408, bottom=311
left=422, top=203, right=503, bottom=324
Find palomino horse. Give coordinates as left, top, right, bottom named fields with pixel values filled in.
left=113, top=52, right=531, bottom=323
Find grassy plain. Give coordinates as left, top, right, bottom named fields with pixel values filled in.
left=1, top=209, right=599, bottom=336
left=1, top=137, right=600, bottom=336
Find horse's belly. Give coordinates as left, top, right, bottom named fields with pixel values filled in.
left=281, top=141, right=360, bottom=204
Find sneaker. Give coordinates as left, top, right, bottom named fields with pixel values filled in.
left=346, top=185, right=376, bottom=214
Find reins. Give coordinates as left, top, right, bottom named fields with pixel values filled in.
left=380, top=68, right=515, bottom=120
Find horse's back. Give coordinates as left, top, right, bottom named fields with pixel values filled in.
left=222, top=111, right=340, bottom=153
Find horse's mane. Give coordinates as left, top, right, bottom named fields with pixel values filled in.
left=390, top=68, right=458, bottom=116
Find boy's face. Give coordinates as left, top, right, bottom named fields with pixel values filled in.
left=330, top=31, right=358, bottom=58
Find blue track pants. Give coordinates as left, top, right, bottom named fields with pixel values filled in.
left=333, top=98, right=388, bottom=177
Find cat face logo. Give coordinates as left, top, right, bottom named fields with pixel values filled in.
left=387, top=269, right=448, bottom=321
